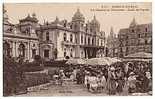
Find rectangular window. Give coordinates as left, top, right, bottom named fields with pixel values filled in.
left=44, top=50, right=49, bottom=58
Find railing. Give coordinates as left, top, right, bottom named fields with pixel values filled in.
left=41, top=40, right=53, bottom=44
left=61, top=41, right=77, bottom=46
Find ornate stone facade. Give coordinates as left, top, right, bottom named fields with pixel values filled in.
left=3, top=8, right=106, bottom=61
left=36, top=9, right=106, bottom=60
left=3, top=8, right=39, bottom=61
left=118, top=18, right=152, bottom=57
left=106, top=27, right=119, bottom=57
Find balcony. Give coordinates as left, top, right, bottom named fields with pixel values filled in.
left=61, top=40, right=77, bottom=46
left=41, top=40, right=53, bottom=44
left=80, top=44, right=104, bottom=49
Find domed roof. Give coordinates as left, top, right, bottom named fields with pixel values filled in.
left=90, top=15, right=100, bottom=26
left=19, top=14, right=38, bottom=23
left=72, top=8, right=85, bottom=22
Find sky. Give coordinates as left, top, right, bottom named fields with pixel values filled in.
left=4, top=3, right=152, bottom=36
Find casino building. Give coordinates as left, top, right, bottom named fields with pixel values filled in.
left=3, top=8, right=106, bottom=61
left=3, top=8, right=39, bottom=61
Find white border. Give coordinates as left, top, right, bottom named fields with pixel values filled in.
left=0, top=0, right=154, bottom=99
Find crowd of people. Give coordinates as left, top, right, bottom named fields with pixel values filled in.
left=52, top=61, right=152, bottom=95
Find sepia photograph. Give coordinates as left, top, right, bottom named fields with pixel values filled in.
left=3, top=2, right=152, bottom=96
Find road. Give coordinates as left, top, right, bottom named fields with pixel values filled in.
left=14, top=80, right=151, bottom=96
left=15, top=80, right=108, bottom=96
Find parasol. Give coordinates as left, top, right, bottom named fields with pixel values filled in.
left=66, top=58, right=86, bottom=65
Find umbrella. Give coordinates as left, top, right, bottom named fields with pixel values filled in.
left=122, top=58, right=152, bottom=62
left=66, top=58, right=86, bottom=65
left=85, top=57, right=112, bottom=66
left=104, top=57, right=121, bottom=65
left=124, top=52, right=152, bottom=59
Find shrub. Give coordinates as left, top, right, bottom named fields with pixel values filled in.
left=21, top=62, right=44, bottom=72
left=24, top=71, right=50, bottom=87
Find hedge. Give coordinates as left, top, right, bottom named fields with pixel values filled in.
left=24, top=70, right=50, bottom=87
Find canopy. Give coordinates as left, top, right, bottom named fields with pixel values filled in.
left=85, top=58, right=109, bottom=66
left=66, top=58, right=86, bottom=65
left=124, top=52, right=152, bottom=59
left=122, top=58, right=152, bottom=62
left=85, top=57, right=121, bottom=66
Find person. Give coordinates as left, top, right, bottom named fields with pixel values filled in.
left=85, top=72, right=91, bottom=91
left=128, top=72, right=136, bottom=93
left=107, top=67, right=117, bottom=95
left=116, top=67, right=124, bottom=94
left=144, top=69, right=151, bottom=92
left=73, top=68, right=77, bottom=81
left=70, top=72, right=74, bottom=81
left=125, top=62, right=133, bottom=78
left=101, top=74, right=106, bottom=90
left=122, top=77, right=129, bottom=96
left=89, top=73, right=98, bottom=93
left=58, top=69, right=65, bottom=86
left=76, top=69, right=81, bottom=84
left=84, top=71, right=89, bottom=87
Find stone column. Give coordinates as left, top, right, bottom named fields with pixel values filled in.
left=16, top=41, right=19, bottom=57
left=27, top=41, right=31, bottom=60
left=12, top=41, right=16, bottom=57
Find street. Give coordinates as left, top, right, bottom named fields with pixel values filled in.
left=15, top=80, right=108, bottom=96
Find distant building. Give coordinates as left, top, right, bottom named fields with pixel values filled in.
left=3, top=8, right=106, bottom=61
left=118, top=18, right=152, bottom=58
left=106, top=27, right=119, bottom=57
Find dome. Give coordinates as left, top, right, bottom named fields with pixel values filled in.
left=90, top=15, right=100, bottom=27
left=72, top=8, right=85, bottom=22
left=19, top=14, right=38, bottom=23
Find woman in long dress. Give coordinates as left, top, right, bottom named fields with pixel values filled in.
left=89, top=73, right=98, bottom=93
left=107, top=67, right=117, bottom=95
left=116, top=68, right=124, bottom=94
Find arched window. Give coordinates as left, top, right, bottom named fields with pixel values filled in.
left=88, top=37, right=90, bottom=45
left=97, top=39, right=99, bottom=46
left=70, top=34, right=73, bottom=42
left=70, top=25, right=72, bottom=29
left=44, top=49, right=49, bottom=58
left=70, top=48, right=73, bottom=57
left=101, top=40, right=103, bottom=46
left=85, top=36, right=87, bottom=44
left=92, top=38, right=94, bottom=45
left=81, top=35, right=83, bottom=44
left=19, top=43, right=25, bottom=57
left=3, top=42, right=11, bottom=57
left=32, top=49, right=36, bottom=58
left=46, top=32, right=49, bottom=41
left=64, top=33, right=67, bottom=41
left=145, top=40, right=148, bottom=44
left=126, top=47, right=129, bottom=56
left=64, top=48, right=66, bottom=57
left=132, top=29, right=135, bottom=33
left=145, top=28, right=148, bottom=32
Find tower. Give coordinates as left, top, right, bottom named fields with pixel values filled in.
left=90, top=15, right=100, bottom=34
left=129, top=17, right=137, bottom=28
left=72, top=8, right=85, bottom=31
left=19, top=13, right=38, bottom=35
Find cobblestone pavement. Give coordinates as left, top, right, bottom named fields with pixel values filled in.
left=15, top=81, right=108, bottom=96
